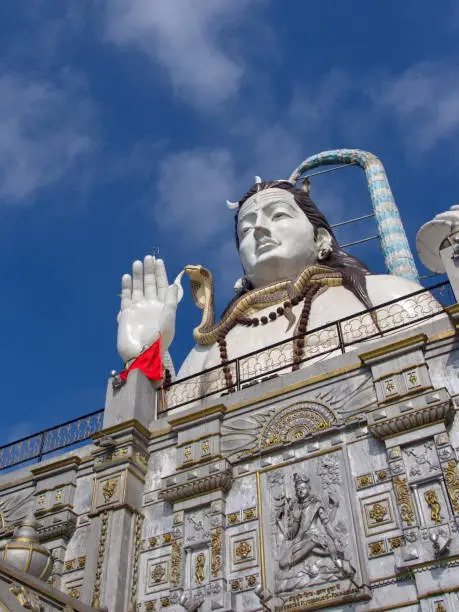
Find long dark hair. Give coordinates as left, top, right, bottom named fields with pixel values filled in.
left=233, top=180, right=373, bottom=311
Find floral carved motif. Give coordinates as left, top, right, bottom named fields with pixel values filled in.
left=235, top=540, right=252, bottom=560
left=152, top=563, right=166, bottom=584
left=169, top=540, right=182, bottom=586
left=102, top=479, right=117, bottom=503
left=393, top=476, right=415, bottom=526
left=369, top=503, right=387, bottom=523
left=443, top=461, right=459, bottom=513
left=211, top=528, right=222, bottom=577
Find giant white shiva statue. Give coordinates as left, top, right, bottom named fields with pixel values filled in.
left=116, top=149, right=443, bottom=385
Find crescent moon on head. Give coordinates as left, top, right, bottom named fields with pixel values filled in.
left=226, top=200, right=239, bottom=210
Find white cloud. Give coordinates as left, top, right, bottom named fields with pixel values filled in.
left=374, top=62, right=459, bottom=152
left=102, top=0, right=252, bottom=108
left=0, top=72, right=96, bottom=203
left=155, top=147, right=237, bottom=246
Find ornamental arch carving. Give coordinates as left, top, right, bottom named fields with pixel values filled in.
left=222, top=401, right=339, bottom=461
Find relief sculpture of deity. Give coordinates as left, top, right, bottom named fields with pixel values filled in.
left=270, top=470, right=355, bottom=594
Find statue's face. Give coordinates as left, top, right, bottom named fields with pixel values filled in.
left=295, top=481, right=310, bottom=502
left=237, top=188, right=317, bottom=288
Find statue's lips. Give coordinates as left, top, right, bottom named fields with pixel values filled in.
left=256, top=239, right=280, bottom=254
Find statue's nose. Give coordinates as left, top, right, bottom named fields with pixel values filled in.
left=253, top=222, right=270, bottom=239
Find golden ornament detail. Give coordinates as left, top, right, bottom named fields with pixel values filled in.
left=424, top=489, right=441, bottom=523
left=369, top=502, right=388, bottom=523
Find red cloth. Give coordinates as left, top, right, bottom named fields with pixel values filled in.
left=119, top=337, right=163, bottom=382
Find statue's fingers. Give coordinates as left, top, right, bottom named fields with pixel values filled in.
left=165, top=283, right=178, bottom=306
left=143, top=255, right=157, bottom=300
left=120, top=274, right=132, bottom=311
left=155, top=258, right=169, bottom=302
left=132, top=260, right=143, bottom=302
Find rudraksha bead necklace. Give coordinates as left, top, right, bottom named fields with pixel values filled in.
left=218, top=281, right=323, bottom=389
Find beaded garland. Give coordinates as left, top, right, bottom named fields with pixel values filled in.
left=218, top=279, right=328, bottom=390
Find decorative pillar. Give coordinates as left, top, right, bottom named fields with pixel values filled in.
left=103, top=369, right=159, bottom=430
left=85, top=419, right=150, bottom=611
left=158, top=405, right=235, bottom=612
left=360, top=335, right=459, bottom=598
left=30, top=457, right=80, bottom=589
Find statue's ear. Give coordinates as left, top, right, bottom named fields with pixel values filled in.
left=315, top=228, right=333, bottom=261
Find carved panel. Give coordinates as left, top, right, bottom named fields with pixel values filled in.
left=222, top=401, right=338, bottom=460
left=418, top=482, right=448, bottom=527
left=360, top=494, right=396, bottom=536
left=189, top=549, right=209, bottom=589
left=146, top=556, right=169, bottom=594
left=258, top=450, right=369, bottom=609
left=402, top=440, right=441, bottom=482
left=0, top=490, right=33, bottom=536
left=92, top=473, right=124, bottom=511
left=392, top=476, right=416, bottom=527
left=230, top=530, right=257, bottom=573
left=184, top=508, right=211, bottom=547
left=442, top=461, right=459, bottom=514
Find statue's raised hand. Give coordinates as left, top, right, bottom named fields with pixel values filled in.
left=117, top=256, right=182, bottom=364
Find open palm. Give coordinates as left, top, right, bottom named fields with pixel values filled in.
left=117, top=256, right=180, bottom=364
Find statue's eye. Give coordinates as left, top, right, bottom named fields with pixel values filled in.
left=240, top=225, right=252, bottom=236
left=272, top=212, right=289, bottom=220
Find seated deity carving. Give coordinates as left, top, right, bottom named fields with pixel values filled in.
left=272, top=472, right=354, bottom=592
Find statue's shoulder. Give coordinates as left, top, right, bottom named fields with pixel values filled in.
left=365, top=274, right=424, bottom=307
left=176, top=344, right=213, bottom=379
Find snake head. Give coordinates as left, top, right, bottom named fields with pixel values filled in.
left=183, top=265, right=213, bottom=310
left=184, top=264, right=204, bottom=278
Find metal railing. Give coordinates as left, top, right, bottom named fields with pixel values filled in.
left=161, top=281, right=455, bottom=412
left=0, top=409, right=104, bottom=471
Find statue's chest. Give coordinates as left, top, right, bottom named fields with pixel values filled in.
left=200, top=286, right=372, bottom=373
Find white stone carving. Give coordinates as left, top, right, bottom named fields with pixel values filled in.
left=116, top=256, right=183, bottom=364
left=221, top=381, right=372, bottom=461
left=0, top=491, right=33, bottom=536
left=259, top=451, right=365, bottom=608
left=403, top=441, right=441, bottom=481
left=184, top=509, right=211, bottom=546
left=116, top=186, right=436, bottom=378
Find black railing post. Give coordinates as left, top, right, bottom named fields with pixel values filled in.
left=236, top=358, right=241, bottom=392
left=337, top=321, right=345, bottom=354
left=38, top=431, right=46, bottom=463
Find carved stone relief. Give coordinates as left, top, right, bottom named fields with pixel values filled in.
left=0, top=490, right=33, bottom=537
left=146, top=556, right=169, bottom=593
left=222, top=378, right=373, bottom=461
left=230, top=530, right=257, bottom=573
left=184, top=508, right=211, bottom=547
left=222, top=400, right=339, bottom=461
left=402, top=440, right=441, bottom=481
left=258, top=450, right=368, bottom=609
left=360, top=493, right=397, bottom=536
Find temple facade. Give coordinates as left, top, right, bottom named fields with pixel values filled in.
left=1, top=153, right=459, bottom=612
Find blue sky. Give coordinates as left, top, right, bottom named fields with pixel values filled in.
left=1, top=1, right=458, bottom=444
